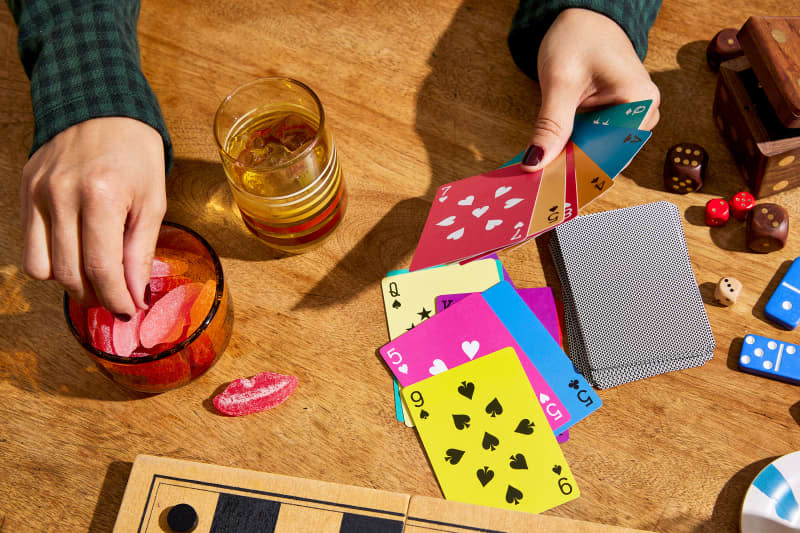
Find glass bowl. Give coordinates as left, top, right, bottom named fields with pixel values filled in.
left=64, top=222, right=234, bottom=393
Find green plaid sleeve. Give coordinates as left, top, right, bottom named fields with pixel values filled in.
left=508, top=0, right=662, bottom=81
left=6, top=0, right=173, bottom=173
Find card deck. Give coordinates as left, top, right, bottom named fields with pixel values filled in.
left=402, top=348, right=579, bottom=514
left=381, top=293, right=570, bottom=430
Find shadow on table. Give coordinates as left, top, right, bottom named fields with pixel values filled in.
left=790, top=401, right=800, bottom=427
left=726, top=336, right=744, bottom=371
left=87, top=461, right=134, bottom=533
left=294, top=0, right=534, bottom=311
left=752, top=259, right=793, bottom=327
left=691, top=456, right=777, bottom=533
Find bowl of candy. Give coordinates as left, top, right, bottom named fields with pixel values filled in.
left=64, top=222, right=234, bottom=393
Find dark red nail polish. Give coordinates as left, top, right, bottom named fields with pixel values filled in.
left=522, top=145, right=544, bottom=167
left=115, top=313, right=132, bottom=322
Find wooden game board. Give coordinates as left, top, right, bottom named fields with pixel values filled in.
left=115, top=455, right=653, bottom=532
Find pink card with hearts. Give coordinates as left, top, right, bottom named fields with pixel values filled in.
left=409, top=165, right=543, bottom=271
left=379, top=292, right=570, bottom=431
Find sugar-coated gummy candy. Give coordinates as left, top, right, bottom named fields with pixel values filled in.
left=87, top=307, right=114, bottom=353
left=139, top=283, right=203, bottom=349
left=213, top=372, right=298, bottom=416
left=112, top=309, right=146, bottom=357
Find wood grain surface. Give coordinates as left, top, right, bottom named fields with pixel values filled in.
left=1, top=1, right=799, bottom=531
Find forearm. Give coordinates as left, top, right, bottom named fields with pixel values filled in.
left=5, top=0, right=173, bottom=172
left=508, top=0, right=662, bottom=81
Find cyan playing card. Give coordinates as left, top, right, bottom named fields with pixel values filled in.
left=571, top=121, right=652, bottom=180
left=575, top=99, right=653, bottom=129
left=481, top=281, right=601, bottom=432
left=765, top=257, right=800, bottom=330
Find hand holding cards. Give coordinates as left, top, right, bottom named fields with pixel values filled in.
left=410, top=101, right=654, bottom=271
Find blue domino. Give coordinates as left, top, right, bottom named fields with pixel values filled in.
left=765, top=257, right=800, bottom=330
left=739, top=334, right=800, bottom=385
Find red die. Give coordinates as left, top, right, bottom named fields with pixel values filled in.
left=730, top=191, right=755, bottom=220
left=705, top=198, right=730, bottom=226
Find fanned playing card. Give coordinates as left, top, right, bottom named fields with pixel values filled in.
left=402, top=347, right=579, bottom=514
left=409, top=167, right=543, bottom=271
left=380, top=293, right=570, bottom=431
left=382, top=259, right=504, bottom=425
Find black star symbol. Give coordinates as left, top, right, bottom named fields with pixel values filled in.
left=406, top=323, right=416, bottom=331
left=417, top=307, right=432, bottom=320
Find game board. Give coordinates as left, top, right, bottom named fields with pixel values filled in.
left=114, top=455, right=654, bottom=532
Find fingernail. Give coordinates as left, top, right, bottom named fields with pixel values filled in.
left=115, top=313, right=132, bottom=323
left=522, top=145, right=544, bottom=167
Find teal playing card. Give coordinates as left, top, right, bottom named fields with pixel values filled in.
left=575, top=99, right=653, bottom=129
left=570, top=121, right=651, bottom=180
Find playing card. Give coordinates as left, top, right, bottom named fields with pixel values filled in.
left=383, top=259, right=505, bottom=425
left=381, top=293, right=570, bottom=430
left=436, top=287, right=562, bottom=348
left=573, top=142, right=616, bottom=210
left=527, top=147, right=567, bottom=236
left=481, top=281, right=601, bottom=433
left=409, top=166, right=542, bottom=271
left=575, top=99, right=653, bottom=129
left=402, top=347, right=579, bottom=514
left=571, top=120, right=652, bottom=181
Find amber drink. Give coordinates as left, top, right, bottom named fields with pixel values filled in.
left=214, top=78, right=346, bottom=252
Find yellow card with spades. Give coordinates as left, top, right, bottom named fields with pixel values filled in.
left=402, top=347, right=579, bottom=513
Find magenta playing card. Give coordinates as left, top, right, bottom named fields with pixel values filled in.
left=437, top=287, right=562, bottom=346
left=379, top=292, right=570, bottom=430
left=409, top=165, right=543, bottom=271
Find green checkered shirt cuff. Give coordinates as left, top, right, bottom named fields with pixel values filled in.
left=12, top=0, right=173, bottom=173
left=508, top=0, right=662, bottom=81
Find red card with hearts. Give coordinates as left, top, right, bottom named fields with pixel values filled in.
left=409, top=165, right=542, bottom=271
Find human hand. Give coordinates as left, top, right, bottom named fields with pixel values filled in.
left=21, top=117, right=166, bottom=318
left=521, top=8, right=661, bottom=171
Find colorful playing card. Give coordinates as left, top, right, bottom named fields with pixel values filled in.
left=570, top=120, right=652, bottom=181
left=481, top=282, right=601, bottom=432
left=436, top=287, right=562, bottom=347
left=402, top=347, right=579, bottom=513
left=381, top=293, right=570, bottom=430
left=383, top=259, right=505, bottom=425
left=573, top=142, right=615, bottom=210
left=575, top=99, right=653, bottom=129
left=409, top=166, right=543, bottom=271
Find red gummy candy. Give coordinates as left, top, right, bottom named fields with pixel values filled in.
left=149, top=275, right=191, bottom=296
left=111, top=309, right=146, bottom=357
left=213, top=372, right=298, bottom=416
left=151, top=256, right=189, bottom=278
left=87, top=307, right=114, bottom=353
left=139, top=283, right=203, bottom=349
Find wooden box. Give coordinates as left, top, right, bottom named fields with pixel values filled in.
left=712, top=16, right=800, bottom=198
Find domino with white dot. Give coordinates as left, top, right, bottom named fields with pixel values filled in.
left=765, top=257, right=800, bottom=330
left=739, top=334, right=800, bottom=385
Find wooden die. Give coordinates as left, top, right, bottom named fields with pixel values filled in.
left=664, top=143, right=708, bottom=193
left=712, top=17, right=800, bottom=198
left=715, top=277, right=742, bottom=306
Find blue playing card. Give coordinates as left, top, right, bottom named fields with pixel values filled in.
left=574, top=99, right=653, bottom=129
left=570, top=121, right=652, bottom=180
left=482, top=281, right=601, bottom=434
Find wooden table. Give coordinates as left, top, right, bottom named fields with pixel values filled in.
left=1, top=1, right=798, bottom=531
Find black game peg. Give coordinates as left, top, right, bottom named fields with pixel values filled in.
left=167, top=503, right=198, bottom=532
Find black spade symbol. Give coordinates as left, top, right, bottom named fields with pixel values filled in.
left=552, top=464, right=562, bottom=475
left=506, top=485, right=523, bottom=505
left=444, top=449, right=464, bottom=465
left=509, top=454, right=528, bottom=470
left=476, top=466, right=494, bottom=487
left=591, top=177, right=599, bottom=184
left=452, top=414, right=471, bottom=430
left=392, top=299, right=401, bottom=309
left=514, top=419, right=535, bottom=435
left=457, top=381, right=475, bottom=399
left=419, top=409, right=429, bottom=419
left=482, top=432, right=499, bottom=451
left=485, top=398, right=503, bottom=417
left=549, top=205, right=558, bottom=212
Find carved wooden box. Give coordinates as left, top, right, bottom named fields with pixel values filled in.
left=712, top=16, right=800, bottom=198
